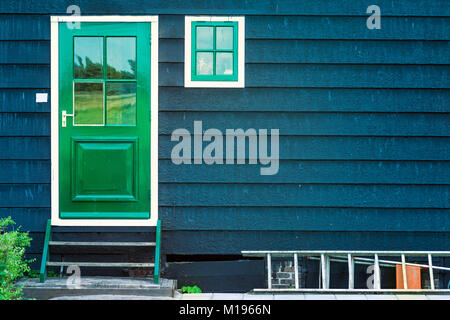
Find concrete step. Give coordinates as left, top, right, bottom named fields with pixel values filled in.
left=47, top=262, right=155, bottom=268
left=50, top=294, right=176, bottom=300
left=49, top=241, right=156, bottom=247
left=19, top=277, right=176, bottom=300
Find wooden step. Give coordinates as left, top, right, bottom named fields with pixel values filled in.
left=49, top=241, right=156, bottom=247
left=46, top=262, right=155, bottom=268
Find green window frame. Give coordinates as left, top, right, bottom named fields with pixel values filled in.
left=191, top=21, right=239, bottom=81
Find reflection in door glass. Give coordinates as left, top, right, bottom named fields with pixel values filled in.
left=106, top=82, right=137, bottom=125
left=74, top=82, right=104, bottom=125
left=74, top=37, right=103, bottom=79
left=107, top=37, right=136, bottom=79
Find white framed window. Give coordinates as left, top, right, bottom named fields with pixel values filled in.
left=185, top=16, right=245, bottom=88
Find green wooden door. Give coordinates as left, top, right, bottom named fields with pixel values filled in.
left=58, top=22, right=151, bottom=219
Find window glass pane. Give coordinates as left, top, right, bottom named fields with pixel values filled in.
left=196, top=52, right=213, bottom=75
left=74, top=82, right=103, bottom=125
left=107, top=37, right=136, bottom=79
left=196, top=27, right=213, bottom=50
left=74, top=37, right=103, bottom=79
left=216, top=52, right=233, bottom=75
left=216, top=27, right=233, bottom=50
left=106, top=82, right=137, bottom=125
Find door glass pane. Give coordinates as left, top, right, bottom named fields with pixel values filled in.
left=107, top=37, right=136, bottom=79
left=196, top=27, right=213, bottom=50
left=216, top=52, right=233, bottom=75
left=74, top=82, right=104, bottom=125
left=106, top=82, right=137, bottom=125
left=196, top=52, right=213, bottom=75
left=216, top=27, right=233, bottom=50
left=74, top=37, right=103, bottom=79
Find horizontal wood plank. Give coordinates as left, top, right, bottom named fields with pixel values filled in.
left=2, top=183, right=449, bottom=208
left=0, top=65, right=50, bottom=88
left=158, top=183, right=450, bottom=208
left=2, top=88, right=447, bottom=113
left=0, top=184, right=50, bottom=207
left=4, top=207, right=450, bottom=233
left=159, top=63, right=450, bottom=88
left=0, top=137, right=50, bottom=159
left=159, top=160, right=450, bottom=184
left=159, top=39, right=450, bottom=64
left=1, top=136, right=448, bottom=161
left=0, top=15, right=50, bottom=40
left=0, top=113, right=50, bottom=136
left=159, top=111, right=450, bottom=136
left=0, top=160, right=50, bottom=183
left=1, top=0, right=449, bottom=16
left=1, top=159, right=447, bottom=185
left=160, top=135, right=450, bottom=160
left=159, top=15, right=450, bottom=39
left=0, top=208, right=50, bottom=232
left=2, top=15, right=449, bottom=40
left=4, top=39, right=448, bottom=65
left=3, top=63, right=448, bottom=89
left=246, top=40, right=450, bottom=65
left=160, top=207, right=450, bottom=232
left=162, top=231, right=450, bottom=254
left=0, top=89, right=50, bottom=112
left=0, top=41, right=49, bottom=64
left=24, top=230, right=450, bottom=255
left=246, top=16, right=450, bottom=40
left=3, top=112, right=449, bottom=137
left=159, top=87, right=450, bottom=113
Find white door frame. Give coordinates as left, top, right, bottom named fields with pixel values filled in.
left=50, top=16, right=159, bottom=226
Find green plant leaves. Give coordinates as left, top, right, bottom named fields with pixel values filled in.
left=181, top=285, right=203, bottom=294
left=0, top=217, right=33, bottom=300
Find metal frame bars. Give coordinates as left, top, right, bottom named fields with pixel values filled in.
left=374, top=254, right=381, bottom=290
left=242, top=250, right=450, bottom=293
left=401, top=254, right=408, bottom=289
left=294, top=253, right=299, bottom=289
left=348, top=254, right=354, bottom=289
left=428, top=254, right=435, bottom=290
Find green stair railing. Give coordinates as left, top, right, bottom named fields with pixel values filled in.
left=154, top=219, right=162, bottom=284
left=39, top=219, right=52, bottom=283
left=39, top=219, right=162, bottom=284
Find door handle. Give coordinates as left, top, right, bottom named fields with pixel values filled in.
left=62, top=110, right=74, bottom=127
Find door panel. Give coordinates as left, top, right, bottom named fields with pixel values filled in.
left=59, top=22, right=151, bottom=219
left=71, top=138, right=137, bottom=201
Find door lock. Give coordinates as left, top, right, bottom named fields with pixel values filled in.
left=62, top=110, right=74, bottom=127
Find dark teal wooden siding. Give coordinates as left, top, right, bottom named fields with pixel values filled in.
left=0, top=1, right=449, bottom=260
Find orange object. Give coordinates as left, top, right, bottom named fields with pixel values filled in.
left=396, top=265, right=421, bottom=289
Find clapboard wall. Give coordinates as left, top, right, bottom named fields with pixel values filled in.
left=0, top=1, right=449, bottom=266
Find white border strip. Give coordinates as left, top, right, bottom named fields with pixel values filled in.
left=50, top=16, right=159, bottom=226
left=184, top=16, right=245, bottom=88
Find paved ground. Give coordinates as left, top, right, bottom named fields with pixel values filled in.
left=20, top=277, right=450, bottom=300
left=49, top=292, right=450, bottom=300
